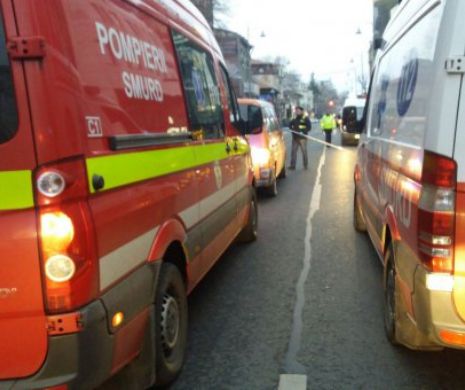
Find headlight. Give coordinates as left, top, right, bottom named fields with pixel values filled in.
left=251, top=148, right=270, bottom=166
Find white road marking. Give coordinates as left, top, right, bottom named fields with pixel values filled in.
left=278, top=374, right=307, bottom=390
left=283, top=149, right=326, bottom=373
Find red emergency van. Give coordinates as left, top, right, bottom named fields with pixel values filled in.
left=0, top=0, right=256, bottom=388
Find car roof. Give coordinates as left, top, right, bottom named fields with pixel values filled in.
left=237, top=98, right=272, bottom=108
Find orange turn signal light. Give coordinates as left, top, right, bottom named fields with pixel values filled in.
left=112, top=312, right=124, bottom=328
left=439, top=329, right=465, bottom=346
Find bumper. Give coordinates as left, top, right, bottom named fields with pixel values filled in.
left=253, top=166, right=274, bottom=188
left=4, top=300, right=114, bottom=390
left=341, top=132, right=360, bottom=145
left=3, top=263, right=159, bottom=389
left=412, top=267, right=465, bottom=349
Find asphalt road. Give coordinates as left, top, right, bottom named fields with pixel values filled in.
left=102, top=128, right=465, bottom=390
left=171, top=129, right=465, bottom=390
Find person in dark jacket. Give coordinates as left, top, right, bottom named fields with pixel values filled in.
left=289, top=106, right=312, bottom=170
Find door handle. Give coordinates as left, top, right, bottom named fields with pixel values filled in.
left=233, top=140, right=238, bottom=152
left=225, top=143, right=231, bottom=153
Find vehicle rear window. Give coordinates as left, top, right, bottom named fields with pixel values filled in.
left=0, top=12, right=18, bottom=144
left=239, top=104, right=261, bottom=122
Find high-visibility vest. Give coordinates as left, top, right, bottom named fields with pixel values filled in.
left=320, top=115, right=336, bottom=130
left=297, top=116, right=309, bottom=133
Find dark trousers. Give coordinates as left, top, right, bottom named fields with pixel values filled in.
left=290, top=137, right=308, bottom=168
left=324, top=130, right=332, bottom=145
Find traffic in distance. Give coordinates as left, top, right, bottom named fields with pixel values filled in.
left=1, top=0, right=465, bottom=389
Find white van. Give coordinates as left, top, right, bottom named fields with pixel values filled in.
left=354, top=0, right=465, bottom=350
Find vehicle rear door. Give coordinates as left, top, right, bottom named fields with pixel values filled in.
left=450, top=1, right=465, bottom=322
left=0, top=0, right=47, bottom=379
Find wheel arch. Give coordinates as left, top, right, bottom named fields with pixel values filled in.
left=148, top=218, right=188, bottom=284
left=162, top=241, right=188, bottom=286
left=383, top=205, right=401, bottom=259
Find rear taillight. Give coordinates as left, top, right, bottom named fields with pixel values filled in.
left=35, top=158, right=99, bottom=313
left=418, top=151, right=457, bottom=273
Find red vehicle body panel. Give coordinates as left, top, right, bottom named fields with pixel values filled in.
left=0, top=0, right=47, bottom=379
left=0, top=0, right=252, bottom=385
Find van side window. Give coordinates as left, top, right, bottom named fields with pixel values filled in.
left=0, top=14, right=18, bottom=144
left=219, top=65, right=239, bottom=124
left=172, top=31, right=223, bottom=139
left=367, top=5, right=442, bottom=143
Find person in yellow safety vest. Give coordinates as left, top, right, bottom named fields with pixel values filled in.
left=288, top=106, right=312, bottom=170
left=320, top=112, right=337, bottom=146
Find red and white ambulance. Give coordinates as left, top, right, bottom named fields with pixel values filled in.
left=354, top=0, right=465, bottom=350
left=0, top=0, right=256, bottom=388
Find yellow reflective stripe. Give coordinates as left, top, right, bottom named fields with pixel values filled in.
left=0, top=170, right=34, bottom=211
left=86, top=142, right=248, bottom=193
left=194, top=143, right=229, bottom=166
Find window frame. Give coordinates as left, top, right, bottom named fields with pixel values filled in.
left=219, top=63, right=240, bottom=125
left=171, top=29, right=225, bottom=140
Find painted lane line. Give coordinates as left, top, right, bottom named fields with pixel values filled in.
left=283, top=149, right=326, bottom=374
left=278, top=374, right=307, bottom=390
left=286, top=129, right=347, bottom=151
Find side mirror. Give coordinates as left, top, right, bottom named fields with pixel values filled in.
left=373, top=38, right=385, bottom=50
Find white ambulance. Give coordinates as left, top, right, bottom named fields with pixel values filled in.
left=354, top=0, right=465, bottom=350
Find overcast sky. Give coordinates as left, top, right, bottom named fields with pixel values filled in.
left=218, top=0, right=373, bottom=94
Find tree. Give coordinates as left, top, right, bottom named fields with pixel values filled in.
left=212, top=0, right=230, bottom=28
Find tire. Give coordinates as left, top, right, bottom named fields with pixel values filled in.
left=237, top=189, right=258, bottom=243
left=353, top=190, right=367, bottom=232
left=384, top=245, right=399, bottom=345
left=154, top=263, right=188, bottom=387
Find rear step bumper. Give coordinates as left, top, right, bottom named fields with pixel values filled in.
left=2, top=262, right=159, bottom=389
left=4, top=300, right=113, bottom=390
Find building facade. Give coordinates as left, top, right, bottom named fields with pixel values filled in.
left=214, top=29, right=258, bottom=97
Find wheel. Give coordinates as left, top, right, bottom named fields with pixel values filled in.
left=353, top=190, right=367, bottom=232
left=154, top=263, right=188, bottom=387
left=237, top=189, right=258, bottom=243
left=384, top=245, right=399, bottom=345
